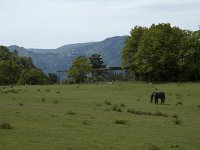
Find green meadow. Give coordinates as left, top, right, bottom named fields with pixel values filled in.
left=0, top=82, right=200, bottom=150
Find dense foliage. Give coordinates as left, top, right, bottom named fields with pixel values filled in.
left=89, top=54, right=106, bottom=81
left=0, top=46, right=48, bottom=85
left=122, top=23, right=200, bottom=81
left=67, top=56, right=91, bottom=83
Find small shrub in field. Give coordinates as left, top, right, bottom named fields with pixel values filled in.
left=104, top=108, right=110, bottom=111
left=173, top=119, right=183, bottom=125
left=42, top=98, right=46, bottom=102
left=52, top=100, right=59, bottom=104
left=37, top=89, right=40, bottom=91
left=105, top=100, right=111, bottom=105
left=114, top=119, right=128, bottom=125
left=197, top=105, right=200, bottom=109
left=66, top=111, right=76, bottom=115
left=137, top=98, right=140, bottom=101
left=112, top=105, right=122, bottom=112
left=120, top=103, right=126, bottom=107
left=46, top=89, right=50, bottom=92
left=82, top=120, right=89, bottom=125
left=127, top=109, right=168, bottom=117
left=19, top=103, right=24, bottom=106
left=172, top=114, right=178, bottom=119
left=56, top=91, right=60, bottom=93
left=176, top=101, right=183, bottom=106
left=153, top=111, right=168, bottom=117
left=0, top=123, right=13, bottom=129
left=95, top=104, right=101, bottom=106
left=148, top=144, right=160, bottom=150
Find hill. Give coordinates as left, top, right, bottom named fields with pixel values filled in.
left=7, top=36, right=127, bottom=73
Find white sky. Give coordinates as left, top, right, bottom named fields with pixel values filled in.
left=0, top=0, right=199, bottom=48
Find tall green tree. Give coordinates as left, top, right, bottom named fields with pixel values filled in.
left=0, top=60, right=20, bottom=85
left=122, top=23, right=191, bottom=81
left=181, top=30, right=200, bottom=81
left=89, top=54, right=106, bottom=81
left=48, top=73, right=59, bottom=84
left=122, top=26, right=147, bottom=72
left=68, top=56, right=91, bottom=83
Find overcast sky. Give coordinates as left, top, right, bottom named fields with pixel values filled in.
left=0, top=0, right=199, bottom=48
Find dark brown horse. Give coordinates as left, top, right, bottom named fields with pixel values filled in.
left=151, top=92, right=165, bottom=104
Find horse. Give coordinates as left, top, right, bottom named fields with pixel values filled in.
left=150, top=92, right=165, bottom=104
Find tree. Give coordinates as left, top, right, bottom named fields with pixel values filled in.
left=18, top=68, right=48, bottom=85
left=48, top=73, right=59, bottom=84
left=122, top=26, right=147, bottom=72
left=67, top=56, right=91, bottom=83
left=0, top=60, right=20, bottom=85
left=181, top=30, right=200, bottom=81
left=89, top=54, right=106, bottom=81
left=0, top=45, right=48, bottom=85
left=122, top=23, right=187, bottom=81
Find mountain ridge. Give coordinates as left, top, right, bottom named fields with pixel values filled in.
left=7, top=36, right=127, bottom=73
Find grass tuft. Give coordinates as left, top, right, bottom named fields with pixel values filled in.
left=66, top=111, right=76, bottom=115
left=148, top=144, right=160, bottom=150
left=114, top=119, right=128, bottom=125
left=112, top=105, right=122, bottom=112
left=105, top=100, right=111, bottom=105
left=176, top=101, right=183, bottom=106
left=19, top=103, right=24, bottom=106
left=42, top=98, right=46, bottom=102
left=82, top=120, right=89, bottom=125
left=52, top=100, right=59, bottom=104
left=173, top=118, right=183, bottom=125
left=0, top=123, right=13, bottom=129
left=172, top=114, right=178, bottom=118
left=120, top=103, right=126, bottom=107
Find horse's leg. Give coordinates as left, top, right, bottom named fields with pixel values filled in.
left=155, top=98, right=158, bottom=104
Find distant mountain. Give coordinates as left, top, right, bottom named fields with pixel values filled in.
left=7, top=36, right=127, bottom=73
left=28, top=42, right=95, bottom=54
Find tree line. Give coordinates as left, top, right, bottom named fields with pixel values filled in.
left=122, top=23, right=200, bottom=81
left=0, top=46, right=58, bottom=85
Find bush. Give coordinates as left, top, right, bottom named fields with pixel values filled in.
left=114, top=119, right=128, bottom=125
left=172, top=114, right=178, bottom=118
left=0, top=123, right=13, bottom=129
left=42, top=98, right=46, bottom=102
left=52, top=100, right=59, bottom=104
left=173, top=119, right=183, bottom=125
left=120, top=103, right=126, bottom=107
left=66, top=111, right=76, bottom=115
left=105, top=100, right=111, bottom=105
left=112, top=105, right=122, bottom=112
left=175, top=101, right=183, bottom=106
left=19, top=103, right=24, bottom=106
left=148, top=144, right=160, bottom=150
left=82, top=120, right=89, bottom=125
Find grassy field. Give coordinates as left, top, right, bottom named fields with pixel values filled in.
left=0, top=82, right=200, bottom=150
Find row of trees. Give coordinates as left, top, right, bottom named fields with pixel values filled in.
left=0, top=46, right=58, bottom=85
left=122, top=23, right=200, bottom=81
left=67, top=54, right=106, bottom=83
